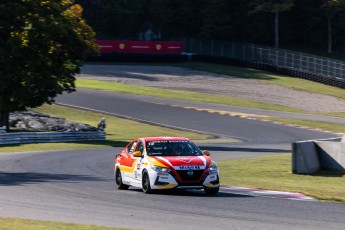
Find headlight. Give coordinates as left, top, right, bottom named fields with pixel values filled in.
left=151, top=165, right=171, bottom=173
left=207, top=164, right=218, bottom=173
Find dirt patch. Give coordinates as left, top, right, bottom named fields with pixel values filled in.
left=78, top=65, right=345, bottom=113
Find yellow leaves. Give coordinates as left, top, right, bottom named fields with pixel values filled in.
left=48, top=46, right=56, bottom=54
left=22, top=39, right=29, bottom=47
left=40, top=1, right=50, bottom=6
left=6, top=0, right=97, bottom=56
left=10, top=30, right=29, bottom=47
left=70, top=4, right=83, bottom=17
left=64, top=4, right=83, bottom=19
left=62, top=3, right=96, bottom=47
left=62, top=0, right=73, bottom=6
left=10, top=31, right=20, bottom=37
left=9, top=20, right=32, bottom=47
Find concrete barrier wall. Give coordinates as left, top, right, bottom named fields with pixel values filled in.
left=292, top=137, right=344, bottom=174
left=315, top=141, right=345, bottom=172
left=0, top=131, right=106, bottom=145
left=292, top=141, right=320, bottom=174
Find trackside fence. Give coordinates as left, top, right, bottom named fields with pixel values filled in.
left=0, top=131, right=106, bottom=145
left=178, top=37, right=345, bottom=88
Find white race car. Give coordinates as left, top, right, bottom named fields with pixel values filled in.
left=114, top=136, right=220, bottom=195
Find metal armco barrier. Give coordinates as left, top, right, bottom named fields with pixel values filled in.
left=0, top=131, right=106, bottom=145
left=192, top=55, right=345, bottom=89
left=178, top=37, right=345, bottom=89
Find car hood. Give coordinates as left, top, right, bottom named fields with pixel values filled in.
left=148, top=156, right=211, bottom=170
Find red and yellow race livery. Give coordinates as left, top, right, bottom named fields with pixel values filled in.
left=114, top=137, right=220, bottom=195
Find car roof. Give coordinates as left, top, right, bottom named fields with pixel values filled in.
left=140, top=137, right=190, bottom=142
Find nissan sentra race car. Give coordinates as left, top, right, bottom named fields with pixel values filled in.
left=114, top=137, right=220, bottom=195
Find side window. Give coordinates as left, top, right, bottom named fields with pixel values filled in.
left=136, top=141, right=144, bottom=154
left=127, top=141, right=138, bottom=154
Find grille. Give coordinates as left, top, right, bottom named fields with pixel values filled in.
left=176, top=170, right=205, bottom=182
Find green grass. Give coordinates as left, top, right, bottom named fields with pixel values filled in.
left=0, top=217, right=130, bottom=230
left=0, top=104, right=211, bottom=152
left=259, top=117, right=345, bottom=134
left=321, top=112, right=345, bottom=118
left=76, top=78, right=305, bottom=113
left=218, top=154, right=345, bottom=203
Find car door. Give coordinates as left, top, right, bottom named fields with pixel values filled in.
left=131, top=140, right=144, bottom=181
left=118, top=140, right=138, bottom=180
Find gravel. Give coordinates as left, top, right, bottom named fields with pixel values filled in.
left=79, top=65, right=345, bottom=113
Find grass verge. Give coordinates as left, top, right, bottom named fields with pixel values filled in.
left=259, top=117, right=345, bottom=134
left=76, top=78, right=305, bottom=113
left=0, top=217, right=130, bottom=230
left=0, top=104, right=211, bottom=152
left=218, top=154, right=345, bottom=203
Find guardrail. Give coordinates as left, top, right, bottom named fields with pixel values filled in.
left=181, top=37, right=345, bottom=79
left=0, top=131, right=106, bottom=145
left=177, top=37, right=345, bottom=88
left=0, top=126, right=6, bottom=133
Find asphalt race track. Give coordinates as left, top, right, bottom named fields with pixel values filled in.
left=1, top=88, right=345, bottom=229
left=2, top=148, right=345, bottom=230
left=57, top=89, right=338, bottom=143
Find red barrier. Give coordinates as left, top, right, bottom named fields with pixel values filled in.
left=95, top=40, right=184, bottom=54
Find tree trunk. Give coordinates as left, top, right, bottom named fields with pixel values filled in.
left=327, top=16, right=332, bottom=54
left=274, top=11, right=279, bottom=49
left=0, top=111, right=10, bottom=132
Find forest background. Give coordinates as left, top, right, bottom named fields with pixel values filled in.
left=76, top=0, right=345, bottom=55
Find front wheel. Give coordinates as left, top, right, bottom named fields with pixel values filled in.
left=204, top=187, right=219, bottom=195
left=115, top=169, right=129, bottom=190
left=142, top=171, right=152, bottom=194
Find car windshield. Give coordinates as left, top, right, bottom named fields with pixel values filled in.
left=146, top=140, right=203, bottom=156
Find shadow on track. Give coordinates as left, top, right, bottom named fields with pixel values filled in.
left=129, top=188, right=253, bottom=198
left=0, top=172, right=103, bottom=186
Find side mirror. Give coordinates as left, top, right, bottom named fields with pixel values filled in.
left=203, top=150, right=210, bottom=156
left=133, top=151, right=143, bottom=157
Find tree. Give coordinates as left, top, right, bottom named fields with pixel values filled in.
left=200, top=0, right=254, bottom=41
left=200, top=0, right=232, bottom=39
left=321, top=0, right=345, bottom=53
left=250, top=0, right=294, bottom=48
left=161, top=0, right=205, bottom=37
left=0, top=0, right=97, bottom=130
left=78, top=0, right=159, bottom=40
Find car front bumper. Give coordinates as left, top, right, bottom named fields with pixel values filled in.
left=150, top=170, right=220, bottom=190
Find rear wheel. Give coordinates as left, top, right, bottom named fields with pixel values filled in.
left=204, top=187, right=219, bottom=195
left=142, top=171, right=152, bottom=194
left=115, top=169, right=129, bottom=190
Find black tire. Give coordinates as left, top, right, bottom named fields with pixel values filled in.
left=142, top=171, right=152, bottom=194
left=115, top=169, right=129, bottom=190
left=204, top=187, right=219, bottom=195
